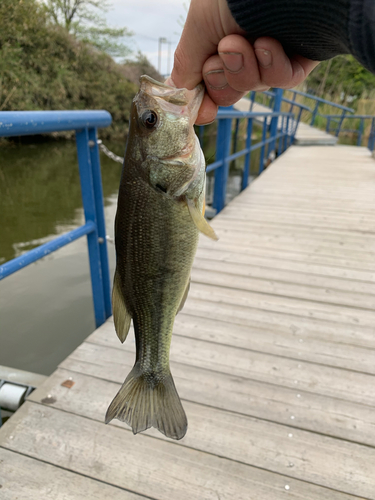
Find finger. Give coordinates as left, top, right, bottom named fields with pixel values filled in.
left=195, top=94, right=218, bottom=125
left=253, top=37, right=320, bottom=88
left=217, top=35, right=269, bottom=92
left=203, top=54, right=247, bottom=107
left=171, top=0, right=219, bottom=90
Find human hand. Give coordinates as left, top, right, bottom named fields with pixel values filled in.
left=169, top=0, right=319, bottom=124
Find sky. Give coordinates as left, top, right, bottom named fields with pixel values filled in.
left=105, top=0, right=188, bottom=74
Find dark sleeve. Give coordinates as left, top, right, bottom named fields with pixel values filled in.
left=226, top=0, right=375, bottom=73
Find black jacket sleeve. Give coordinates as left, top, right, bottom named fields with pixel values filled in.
left=226, top=0, right=375, bottom=73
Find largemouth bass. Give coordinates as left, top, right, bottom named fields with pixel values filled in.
left=105, top=76, right=217, bottom=440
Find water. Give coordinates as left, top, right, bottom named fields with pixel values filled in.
left=0, top=140, right=124, bottom=375
left=0, top=130, right=259, bottom=376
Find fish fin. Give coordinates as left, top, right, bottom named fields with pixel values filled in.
left=186, top=197, right=218, bottom=241
left=112, top=271, right=132, bottom=343
left=177, top=278, right=190, bottom=314
left=105, top=363, right=187, bottom=440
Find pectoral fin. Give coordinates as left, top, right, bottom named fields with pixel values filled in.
left=112, top=271, right=132, bottom=343
left=186, top=197, right=218, bottom=241
left=177, top=278, right=190, bottom=314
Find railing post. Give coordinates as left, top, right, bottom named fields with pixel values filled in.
left=242, top=118, right=253, bottom=190
left=269, top=88, right=283, bottom=154
left=233, top=118, right=240, bottom=153
left=310, top=101, right=320, bottom=126
left=76, top=127, right=107, bottom=327
left=357, top=118, right=364, bottom=146
left=88, top=127, right=112, bottom=319
left=368, top=118, right=375, bottom=152
left=259, top=119, right=268, bottom=174
left=336, top=111, right=347, bottom=137
left=326, top=116, right=331, bottom=133
left=212, top=117, right=232, bottom=213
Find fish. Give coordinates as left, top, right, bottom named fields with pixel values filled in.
left=105, top=76, right=217, bottom=440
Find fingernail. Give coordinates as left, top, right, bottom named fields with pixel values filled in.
left=255, top=48, right=272, bottom=68
left=205, top=70, right=228, bottom=90
left=219, top=52, right=243, bottom=73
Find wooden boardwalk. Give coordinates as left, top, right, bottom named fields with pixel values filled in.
left=1, top=145, right=375, bottom=499
left=234, top=98, right=338, bottom=145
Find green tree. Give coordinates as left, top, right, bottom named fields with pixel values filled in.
left=306, top=55, right=375, bottom=105
left=44, top=0, right=133, bottom=58
left=0, top=0, right=137, bottom=138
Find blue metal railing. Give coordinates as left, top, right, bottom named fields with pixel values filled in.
left=0, top=102, right=300, bottom=324
left=0, top=111, right=113, bottom=327
left=250, top=89, right=355, bottom=129
left=323, top=114, right=375, bottom=149
left=203, top=102, right=300, bottom=213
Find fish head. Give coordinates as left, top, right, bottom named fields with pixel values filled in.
left=131, top=75, right=204, bottom=162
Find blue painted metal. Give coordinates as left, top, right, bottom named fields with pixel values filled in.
left=259, top=119, right=268, bottom=174
left=0, top=110, right=111, bottom=137
left=241, top=118, right=253, bottom=190
left=207, top=104, right=299, bottom=212
left=323, top=114, right=375, bottom=151
left=357, top=118, right=365, bottom=146
left=88, top=128, right=112, bottom=318
left=369, top=118, right=375, bottom=151
left=0, top=222, right=96, bottom=280
left=212, top=117, right=232, bottom=213
left=76, top=128, right=107, bottom=327
left=0, top=110, right=112, bottom=328
left=269, top=88, right=283, bottom=155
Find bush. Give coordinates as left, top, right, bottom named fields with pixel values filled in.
left=0, top=0, right=139, bottom=139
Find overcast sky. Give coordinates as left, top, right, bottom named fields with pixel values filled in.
left=105, top=0, right=188, bottom=74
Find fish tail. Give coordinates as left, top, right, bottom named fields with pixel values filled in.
left=105, top=363, right=187, bottom=440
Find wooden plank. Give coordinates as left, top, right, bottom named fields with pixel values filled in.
left=205, top=227, right=375, bottom=259
left=69, top=332, right=375, bottom=408
left=186, top=282, right=375, bottom=328
left=0, top=448, right=143, bottom=500
left=190, top=264, right=375, bottom=310
left=195, top=248, right=375, bottom=284
left=57, top=330, right=375, bottom=446
left=181, top=297, right=375, bottom=348
left=216, top=210, right=375, bottom=234
left=2, top=402, right=365, bottom=500
left=22, top=375, right=374, bottom=499
left=222, top=200, right=375, bottom=221
left=94, top=314, right=375, bottom=374
left=211, top=218, right=375, bottom=246
left=198, top=240, right=375, bottom=272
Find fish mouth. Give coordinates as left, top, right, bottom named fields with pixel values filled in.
left=139, top=75, right=205, bottom=123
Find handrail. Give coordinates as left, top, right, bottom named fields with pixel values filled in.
left=0, top=110, right=113, bottom=327
left=0, top=103, right=301, bottom=326
left=0, top=110, right=111, bottom=136
left=204, top=106, right=300, bottom=213
left=287, top=89, right=354, bottom=113
left=323, top=114, right=375, bottom=148
left=252, top=89, right=355, bottom=127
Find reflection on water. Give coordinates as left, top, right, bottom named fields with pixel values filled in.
left=0, top=140, right=124, bottom=375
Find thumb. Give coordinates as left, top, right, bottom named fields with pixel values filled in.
left=171, top=0, right=220, bottom=90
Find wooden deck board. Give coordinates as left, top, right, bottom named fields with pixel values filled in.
left=1, top=144, right=375, bottom=499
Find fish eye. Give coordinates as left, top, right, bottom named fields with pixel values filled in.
left=141, top=110, right=158, bottom=129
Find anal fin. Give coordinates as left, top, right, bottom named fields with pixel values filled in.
left=112, top=270, right=131, bottom=343
left=186, top=197, right=218, bottom=241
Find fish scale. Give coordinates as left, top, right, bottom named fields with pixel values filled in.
left=105, top=76, right=217, bottom=440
